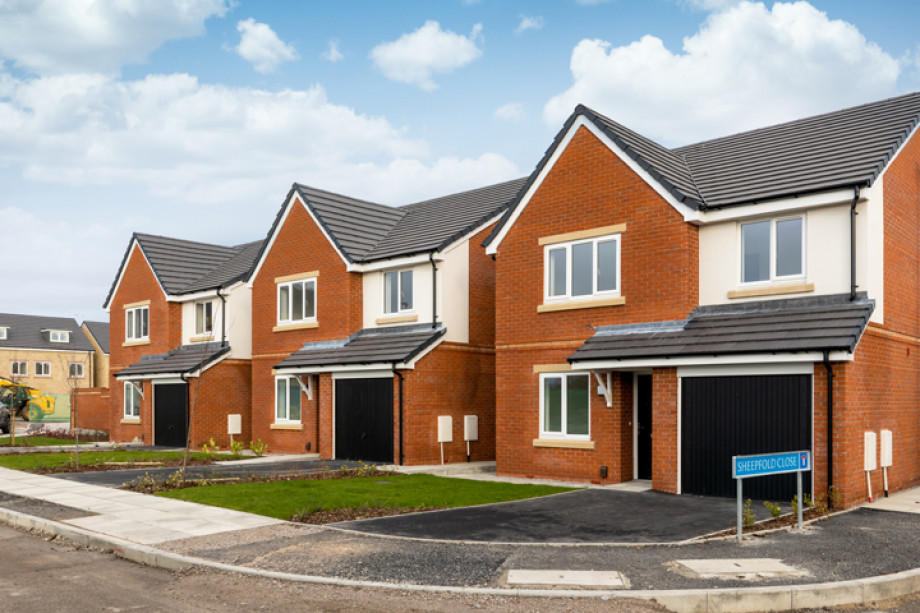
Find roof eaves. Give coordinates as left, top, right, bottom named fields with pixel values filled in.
left=293, top=185, right=356, bottom=264
left=102, top=234, right=168, bottom=310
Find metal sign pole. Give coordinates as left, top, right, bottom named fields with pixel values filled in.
left=797, top=470, right=803, bottom=530
left=737, top=478, right=743, bottom=541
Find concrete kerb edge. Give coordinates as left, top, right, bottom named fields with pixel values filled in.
left=1, top=506, right=920, bottom=613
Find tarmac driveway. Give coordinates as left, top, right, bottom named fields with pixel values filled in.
left=333, top=488, right=773, bottom=543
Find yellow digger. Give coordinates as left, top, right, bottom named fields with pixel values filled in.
left=0, top=377, right=56, bottom=433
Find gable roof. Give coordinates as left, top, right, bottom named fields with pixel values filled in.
left=0, top=313, right=95, bottom=353
left=103, top=233, right=264, bottom=308
left=82, top=321, right=110, bottom=354
left=486, top=92, right=920, bottom=248
left=569, top=293, right=873, bottom=365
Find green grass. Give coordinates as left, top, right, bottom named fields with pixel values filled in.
left=158, top=474, right=575, bottom=519
left=0, top=436, right=95, bottom=447
left=0, top=450, right=212, bottom=471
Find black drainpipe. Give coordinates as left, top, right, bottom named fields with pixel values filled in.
left=850, top=186, right=860, bottom=301
left=179, top=372, right=190, bottom=448
left=429, top=252, right=438, bottom=329
left=217, top=288, right=227, bottom=344
left=822, top=350, right=834, bottom=504
left=393, top=365, right=404, bottom=465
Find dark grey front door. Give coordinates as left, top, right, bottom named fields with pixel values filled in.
left=335, top=378, right=393, bottom=463
left=154, top=383, right=187, bottom=448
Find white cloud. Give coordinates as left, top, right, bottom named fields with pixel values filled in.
left=370, top=21, right=483, bottom=91
left=0, top=0, right=227, bottom=75
left=680, top=0, right=742, bottom=10
left=323, top=39, right=344, bottom=63
left=235, top=18, right=298, bottom=73
left=494, top=102, right=525, bottom=122
left=515, top=16, right=545, bottom=35
left=544, top=1, right=902, bottom=145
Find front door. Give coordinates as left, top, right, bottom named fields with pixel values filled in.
left=335, top=377, right=394, bottom=463
left=636, top=374, right=653, bottom=480
left=154, top=383, right=187, bottom=448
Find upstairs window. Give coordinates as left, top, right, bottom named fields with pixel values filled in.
left=275, top=375, right=302, bottom=423
left=124, top=382, right=140, bottom=419
left=125, top=306, right=149, bottom=341
left=741, top=217, right=804, bottom=284
left=383, top=270, right=413, bottom=314
left=546, top=234, right=620, bottom=301
left=34, top=362, right=50, bottom=377
left=540, top=373, right=590, bottom=439
left=10, top=361, right=26, bottom=377
left=0, top=327, right=8, bottom=340
left=195, top=301, right=213, bottom=336
left=278, top=278, right=316, bottom=325
left=69, top=363, right=84, bottom=378
left=48, top=330, right=70, bottom=343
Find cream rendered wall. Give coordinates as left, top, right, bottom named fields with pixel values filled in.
left=699, top=204, right=854, bottom=306
left=180, top=284, right=252, bottom=359
left=361, top=239, right=470, bottom=343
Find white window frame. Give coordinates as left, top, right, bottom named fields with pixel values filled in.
left=0, top=327, right=9, bottom=340
left=194, top=300, right=214, bottom=336
left=125, top=305, right=149, bottom=341
left=10, top=361, right=27, bottom=377
left=538, top=372, right=591, bottom=440
left=544, top=234, right=621, bottom=303
left=123, top=382, right=141, bottom=419
left=383, top=269, right=414, bottom=315
left=48, top=330, right=70, bottom=343
left=739, top=215, right=806, bottom=285
left=274, top=375, right=303, bottom=424
left=34, top=361, right=51, bottom=377
left=277, top=278, right=317, bottom=325
left=69, top=363, right=85, bottom=379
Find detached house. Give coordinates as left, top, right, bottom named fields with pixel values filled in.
left=249, top=179, right=524, bottom=463
left=485, top=93, right=920, bottom=506
left=104, top=233, right=261, bottom=447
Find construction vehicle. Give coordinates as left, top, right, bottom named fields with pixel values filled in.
left=0, top=378, right=56, bottom=432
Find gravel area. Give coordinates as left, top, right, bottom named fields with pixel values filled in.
left=161, top=508, right=920, bottom=591
left=0, top=491, right=95, bottom=521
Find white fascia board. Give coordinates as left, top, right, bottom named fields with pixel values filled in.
left=196, top=351, right=230, bottom=376
left=167, top=288, right=219, bottom=303
left=876, top=120, right=920, bottom=184
left=696, top=189, right=859, bottom=224
left=401, top=332, right=445, bottom=369
left=247, top=192, right=351, bottom=288
left=105, top=238, right=167, bottom=313
left=677, top=363, right=815, bottom=378
left=571, top=351, right=853, bottom=371
left=347, top=252, right=443, bottom=273
left=116, top=372, right=194, bottom=381
left=276, top=363, right=403, bottom=375
left=486, top=116, right=699, bottom=255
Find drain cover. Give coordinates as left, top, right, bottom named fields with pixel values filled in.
left=671, top=558, right=809, bottom=580
left=506, top=570, right=628, bottom=589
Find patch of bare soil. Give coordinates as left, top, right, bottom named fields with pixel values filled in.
left=705, top=506, right=835, bottom=538
left=33, top=458, right=216, bottom=474
left=292, top=505, right=445, bottom=524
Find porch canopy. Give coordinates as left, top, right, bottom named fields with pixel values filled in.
left=115, top=342, right=230, bottom=380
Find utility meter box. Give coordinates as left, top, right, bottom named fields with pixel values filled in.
left=864, top=431, right=878, bottom=471
left=464, top=415, right=479, bottom=441
left=437, top=416, right=453, bottom=443
left=228, top=414, right=242, bottom=436
left=880, top=429, right=893, bottom=468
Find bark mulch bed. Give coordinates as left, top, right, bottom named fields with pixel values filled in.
left=33, top=458, right=218, bottom=474
left=292, top=506, right=445, bottom=524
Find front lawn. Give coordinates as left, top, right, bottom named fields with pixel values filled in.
left=158, top=473, right=574, bottom=521
left=0, top=450, right=216, bottom=471
left=0, top=436, right=95, bottom=447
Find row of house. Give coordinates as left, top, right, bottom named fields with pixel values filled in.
left=93, top=91, right=920, bottom=507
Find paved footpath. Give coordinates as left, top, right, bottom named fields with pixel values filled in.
left=1, top=463, right=920, bottom=613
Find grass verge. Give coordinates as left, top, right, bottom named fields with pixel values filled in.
left=158, top=473, right=574, bottom=521
left=0, top=450, right=216, bottom=471
left=0, top=436, right=95, bottom=447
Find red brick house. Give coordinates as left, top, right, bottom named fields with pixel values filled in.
left=485, top=93, right=920, bottom=507
left=103, top=233, right=262, bottom=447
left=248, top=179, right=523, bottom=463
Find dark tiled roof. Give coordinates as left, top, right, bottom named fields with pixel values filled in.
left=82, top=321, right=110, bottom=354
left=275, top=324, right=445, bottom=370
left=103, top=234, right=264, bottom=308
left=569, top=294, right=873, bottom=364
left=115, top=343, right=229, bottom=378
left=486, top=92, right=920, bottom=247
left=0, top=313, right=95, bottom=353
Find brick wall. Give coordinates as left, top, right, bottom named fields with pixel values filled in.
left=250, top=197, right=362, bottom=453
left=494, top=125, right=698, bottom=483
left=187, top=359, right=252, bottom=448
left=71, top=387, right=111, bottom=434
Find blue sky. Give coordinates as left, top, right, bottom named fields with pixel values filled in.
left=2, top=0, right=919, bottom=323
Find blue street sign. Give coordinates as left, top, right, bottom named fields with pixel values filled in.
left=732, top=450, right=811, bottom=479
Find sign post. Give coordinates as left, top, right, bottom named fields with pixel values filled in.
left=732, top=450, right=811, bottom=541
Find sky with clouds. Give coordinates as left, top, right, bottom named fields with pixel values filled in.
left=2, top=0, right=919, bottom=323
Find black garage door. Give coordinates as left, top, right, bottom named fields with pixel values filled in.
left=335, top=378, right=393, bottom=463
left=681, top=375, right=812, bottom=500
left=154, top=383, right=188, bottom=448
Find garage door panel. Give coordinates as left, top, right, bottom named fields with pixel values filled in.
left=681, top=375, right=811, bottom=500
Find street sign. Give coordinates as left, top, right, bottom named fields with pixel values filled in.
left=732, top=450, right=811, bottom=541
left=732, top=450, right=811, bottom=479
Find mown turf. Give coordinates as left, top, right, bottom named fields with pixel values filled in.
left=158, top=474, right=574, bottom=519
left=0, top=450, right=213, bottom=470
left=0, top=436, right=94, bottom=447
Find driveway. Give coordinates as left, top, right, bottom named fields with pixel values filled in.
left=333, top=488, right=774, bottom=543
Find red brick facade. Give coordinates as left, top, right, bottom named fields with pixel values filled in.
left=71, top=387, right=111, bottom=433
